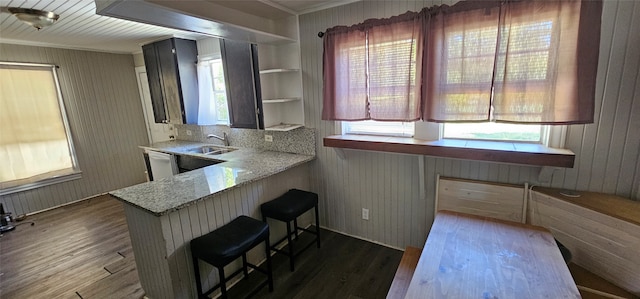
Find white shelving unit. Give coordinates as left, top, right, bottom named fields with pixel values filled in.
left=258, top=34, right=304, bottom=131
left=259, top=68, right=299, bottom=74
left=262, top=98, right=302, bottom=103
left=263, top=124, right=304, bottom=131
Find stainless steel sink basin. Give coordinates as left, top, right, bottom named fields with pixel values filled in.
left=187, top=146, right=236, bottom=155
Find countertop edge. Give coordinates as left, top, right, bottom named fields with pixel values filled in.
left=110, top=143, right=315, bottom=216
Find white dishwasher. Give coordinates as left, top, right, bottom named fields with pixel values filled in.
left=147, top=151, right=178, bottom=180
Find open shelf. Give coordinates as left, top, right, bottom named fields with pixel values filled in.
left=265, top=123, right=304, bottom=131
left=259, top=68, right=299, bottom=74
left=262, top=98, right=301, bottom=103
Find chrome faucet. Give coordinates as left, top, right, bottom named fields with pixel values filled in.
left=207, top=132, right=230, bottom=146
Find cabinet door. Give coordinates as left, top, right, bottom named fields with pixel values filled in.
left=156, top=39, right=186, bottom=124
left=142, top=44, right=167, bottom=123
left=220, top=39, right=264, bottom=129
left=173, top=38, right=198, bottom=125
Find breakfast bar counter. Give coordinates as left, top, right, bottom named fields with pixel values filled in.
left=111, top=140, right=315, bottom=215
left=109, top=140, right=315, bottom=299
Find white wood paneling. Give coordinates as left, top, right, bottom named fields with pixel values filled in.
left=0, top=0, right=204, bottom=53
left=0, top=44, right=149, bottom=215
left=126, top=164, right=311, bottom=299
left=299, top=0, right=640, bottom=249
left=196, top=38, right=221, bottom=59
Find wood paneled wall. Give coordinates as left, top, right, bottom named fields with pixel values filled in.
left=0, top=44, right=149, bottom=215
left=299, top=0, right=640, bottom=249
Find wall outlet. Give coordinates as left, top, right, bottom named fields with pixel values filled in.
left=264, top=135, right=273, bottom=142
left=186, top=129, right=192, bottom=136
left=362, top=208, right=369, bottom=220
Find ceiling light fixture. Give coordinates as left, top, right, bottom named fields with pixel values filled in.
left=7, top=7, right=59, bottom=30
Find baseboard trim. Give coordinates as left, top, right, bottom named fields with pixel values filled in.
left=24, top=192, right=109, bottom=217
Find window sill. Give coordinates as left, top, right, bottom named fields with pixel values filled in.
left=0, top=170, right=82, bottom=196
left=323, top=135, right=575, bottom=168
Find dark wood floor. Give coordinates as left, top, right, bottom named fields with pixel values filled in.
left=0, top=195, right=404, bottom=299
left=0, top=195, right=143, bottom=299
left=228, top=228, right=403, bottom=299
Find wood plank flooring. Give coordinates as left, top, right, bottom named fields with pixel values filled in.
left=0, top=195, right=403, bottom=299
left=226, top=229, right=403, bottom=299
left=0, top=195, right=143, bottom=299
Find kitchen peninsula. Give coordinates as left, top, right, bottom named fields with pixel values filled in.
left=110, top=140, right=315, bottom=299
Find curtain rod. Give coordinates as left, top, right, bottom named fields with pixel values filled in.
left=318, top=32, right=324, bottom=38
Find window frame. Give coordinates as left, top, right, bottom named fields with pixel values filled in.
left=340, top=120, right=567, bottom=149
left=340, top=18, right=568, bottom=147
left=207, top=58, right=230, bottom=125
left=342, top=120, right=415, bottom=137
left=0, top=62, right=81, bottom=196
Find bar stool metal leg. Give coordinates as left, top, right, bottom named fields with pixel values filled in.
left=218, top=267, right=228, bottom=299
left=286, top=221, right=295, bottom=271
left=265, top=238, right=274, bottom=291
left=315, top=204, right=321, bottom=248
left=242, top=254, right=249, bottom=278
left=293, top=218, right=299, bottom=240
left=193, top=256, right=204, bottom=299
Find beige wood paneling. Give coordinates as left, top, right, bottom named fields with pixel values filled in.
left=299, top=0, right=640, bottom=250
left=436, top=177, right=526, bottom=223
left=0, top=44, right=149, bottom=215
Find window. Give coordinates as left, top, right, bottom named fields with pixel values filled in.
left=325, top=0, right=601, bottom=126
left=443, top=123, right=543, bottom=143
left=343, top=120, right=414, bottom=137
left=197, top=58, right=229, bottom=125
left=0, top=62, right=80, bottom=195
left=425, top=0, right=599, bottom=123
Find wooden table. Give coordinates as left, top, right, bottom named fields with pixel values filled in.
left=404, top=210, right=579, bottom=298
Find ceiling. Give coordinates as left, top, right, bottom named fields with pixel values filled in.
left=0, top=0, right=354, bottom=54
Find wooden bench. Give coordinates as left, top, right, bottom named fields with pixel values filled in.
left=386, top=246, right=422, bottom=299
left=529, top=187, right=640, bottom=296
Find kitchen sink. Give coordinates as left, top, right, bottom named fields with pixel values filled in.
left=176, top=155, right=222, bottom=173
left=186, top=145, right=236, bottom=155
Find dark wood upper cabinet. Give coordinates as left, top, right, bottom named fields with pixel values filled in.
left=142, top=38, right=198, bottom=124
left=220, top=39, right=264, bottom=129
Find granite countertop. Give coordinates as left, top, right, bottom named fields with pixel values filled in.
left=109, top=140, right=315, bottom=216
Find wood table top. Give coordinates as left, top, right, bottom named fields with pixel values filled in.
left=404, top=210, right=579, bottom=299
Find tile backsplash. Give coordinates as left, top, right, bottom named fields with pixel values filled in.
left=174, top=125, right=316, bottom=156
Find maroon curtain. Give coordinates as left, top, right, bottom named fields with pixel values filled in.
left=322, top=12, right=424, bottom=121
left=491, top=0, right=602, bottom=124
left=322, top=0, right=602, bottom=124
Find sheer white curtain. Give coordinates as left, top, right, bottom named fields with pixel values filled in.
left=197, top=60, right=229, bottom=125
left=197, top=61, right=216, bottom=125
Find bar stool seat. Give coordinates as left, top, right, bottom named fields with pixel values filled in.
left=191, top=215, right=273, bottom=299
left=261, top=189, right=320, bottom=271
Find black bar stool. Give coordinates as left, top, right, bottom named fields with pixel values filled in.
left=190, top=215, right=273, bottom=299
left=261, top=189, right=320, bottom=271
